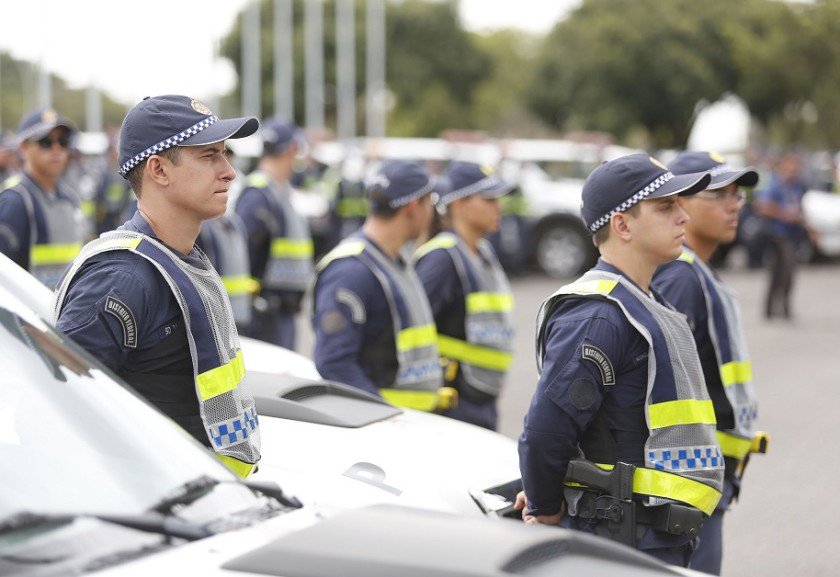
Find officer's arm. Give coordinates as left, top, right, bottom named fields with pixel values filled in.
left=55, top=262, right=152, bottom=371
left=0, top=190, right=30, bottom=268
left=312, top=263, right=381, bottom=396
left=414, top=250, right=460, bottom=318
left=518, top=306, right=624, bottom=518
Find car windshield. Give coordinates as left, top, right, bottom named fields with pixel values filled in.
left=0, top=301, right=238, bottom=521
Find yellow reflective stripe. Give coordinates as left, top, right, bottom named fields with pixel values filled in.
left=396, top=324, right=437, bottom=351
left=97, top=237, right=143, bottom=252
left=716, top=431, right=753, bottom=460
left=196, top=350, right=245, bottom=401
left=270, top=238, right=314, bottom=259
left=720, top=361, right=752, bottom=386
left=633, top=467, right=721, bottom=516
left=81, top=199, right=96, bottom=218
left=222, top=275, right=260, bottom=295
left=437, top=334, right=512, bottom=371
left=466, top=292, right=513, bottom=314
left=317, top=240, right=366, bottom=270
left=246, top=173, right=270, bottom=188
left=559, top=279, right=618, bottom=295
left=678, top=250, right=695, bottom=264
left=568, top=463, right=721, bottom=516
left=414, top=234, right=457, bottom=260
left=30, top=243, right=83, bottom=265
left=215, top=454, right=257, bottom=479
left=648, top=399, right=716, bottom=429
left=380, top=388, right=439, bottom=412
left=336, top=197, right=368, bottom=217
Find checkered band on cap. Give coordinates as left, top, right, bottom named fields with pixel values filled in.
left=18, top=123, right=51, bottom=143
left=441, top=175, right=502, bottom=205
left=118, top=115, right=219, bottom=177
left=588, top=171, right=675, bottom=234
left=389, top=179, right=435, bottom=208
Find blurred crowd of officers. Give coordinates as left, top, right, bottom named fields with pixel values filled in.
left=3, top=101, right=814, bottom=573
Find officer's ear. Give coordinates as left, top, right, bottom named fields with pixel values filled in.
left=610, top=212, right=633, bottom=242
left=146, top=155, right=171, bottom=187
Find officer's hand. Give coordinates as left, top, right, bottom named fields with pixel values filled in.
left=513, top=490, right=528, bottom=514
left=515, top=491, right=564, bottom=525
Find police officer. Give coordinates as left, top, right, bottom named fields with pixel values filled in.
left=93, top=137, right=137, bottom=234
left=235, top=118, right=313, bottom=351
left=197, top=213, right=258, bottom=329
left=53, top=95, right=261, bottom=478
left=312, top=159, right=451, bottom=412
left=653, top=151, right=765, bottom=575
left=517, top=154, right=722, bottom=567
left=0, top=108, right=87, bottom=289
left=413, top=162, right=514, bottom=430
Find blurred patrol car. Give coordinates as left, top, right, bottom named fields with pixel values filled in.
left=1, top=251, right=520, bottom=519
left=1, top=273, right=708, bottom=577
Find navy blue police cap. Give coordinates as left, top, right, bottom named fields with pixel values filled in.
left=118, top=95, right=259, bottom=178
left=582, top=153, right=711, bottom=234
left=668, top=151, right=759, bottom=190
left=261, top=118, right=304, bottom=156
left=17, top=108, right=77, bottom=143
left=365, top=159, right=435, bottom=210
left=438, top=161, right=514, bottom=206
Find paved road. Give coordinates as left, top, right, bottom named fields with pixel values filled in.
left=297, top=262, right=840, bottom=576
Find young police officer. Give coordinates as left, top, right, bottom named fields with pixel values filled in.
left=312, top=159, right=451, bottom=412
left=653, top=151, right=765, bottom=575
left=235, top=118, right=313, bottom=351
left=518, top=154, right=723, bottom=567
left=0, top=108, right=88, bottom=289
left=413, top=162, right=515, bottom=430
left=53, top=95, right=262, bottom=478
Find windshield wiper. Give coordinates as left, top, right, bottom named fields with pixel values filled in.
left=0, top=511, right=211, bottom=542
left=148, top=475, right=221, bottom=515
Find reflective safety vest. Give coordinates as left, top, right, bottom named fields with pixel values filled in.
left=316, top=237, right=445, bottom=411
left=677, top=249, right=761, bottom=467
left=414, top=232, right=514, bottom=398
left=245, top=171, right=314, bottom=292
left=334, top=180, right=368, bottom=241
left=536, top=270, right=724, bottom=516
left=3, top=174, right=86, bottom=289
left=54, top=231, right=261, bottom=478
left=200, top=217, right=259, bottom=327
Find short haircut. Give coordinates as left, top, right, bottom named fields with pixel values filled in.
left=125, top=146, right=182, bottom=197
left=592, top=202, right=641, bottom=247
left=367, top=188, right=400, bottom=219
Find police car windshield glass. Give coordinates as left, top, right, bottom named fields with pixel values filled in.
left=0, top=306, right=240, bottom=521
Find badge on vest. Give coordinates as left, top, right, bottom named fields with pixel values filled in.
left=105, top=296, right=138, bottom=349
left=581, top=344, right=615, bottom=386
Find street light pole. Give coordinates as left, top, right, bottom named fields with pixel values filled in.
left=305, top=0, right=324, bottom=130
left=242, top=0, right=262, bottom=118
left=336, top=0, right=356, bottom=140
left=366, top=0, right=386, bottom=138
left=274, top=0, right=294, bottom=120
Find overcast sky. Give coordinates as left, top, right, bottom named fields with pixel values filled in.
left=0, top=0, right=580, bottom=107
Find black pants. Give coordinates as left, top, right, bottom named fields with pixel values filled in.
left=765, top=235, right=796, bottom=318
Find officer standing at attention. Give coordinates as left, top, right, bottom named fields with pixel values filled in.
left=517, top=154, right=723, bottom=567
left=312, top=159, right=451, bottom=412
left=234, top=118, right=314, bottom=351
left=53, top=95, right=262, bottom=478
left=413, top=162, right=515, bottom=430
left=0, top=108, right=87, bottom=289
left=653, top=151, right=766, bottom=575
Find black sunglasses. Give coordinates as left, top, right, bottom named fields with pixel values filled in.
left=36, top=134, right=71, bottom=149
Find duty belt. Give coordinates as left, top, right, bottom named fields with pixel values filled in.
left=564, top=459, right=715, bottom=548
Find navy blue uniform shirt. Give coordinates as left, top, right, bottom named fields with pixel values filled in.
left=55, top=211, right=209, bottom=444
left=234, top=183, right=286, bottom=285
left=0, top=172, right=79, bottom=270
left=413, top=241, right=465, bottom=339
left=312, top=233, right=397, bottom=396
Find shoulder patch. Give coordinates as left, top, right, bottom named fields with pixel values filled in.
left=581, top=344, right=615, bottom=386
left=105, top=296, right=138, bottom=348
left=335, top=287, right=366, bottom=324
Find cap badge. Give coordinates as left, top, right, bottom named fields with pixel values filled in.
left=480, top=164, right=495, bottom=176
left=190, top=99, right=212, bottom=115
left=709, top=151, right=726, bottom=163
left=649, top=157, right=668, bottom=171
left=41, top=109, right=58, bottom=123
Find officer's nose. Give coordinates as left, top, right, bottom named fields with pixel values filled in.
left=221, top=157, right=236, bottom=182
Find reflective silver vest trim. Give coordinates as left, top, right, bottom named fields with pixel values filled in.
left=53, top=231, right=261, bottom=465
left=201, top=217, right=254, bottom=327
left=537, top=270, right=724, bottom=508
